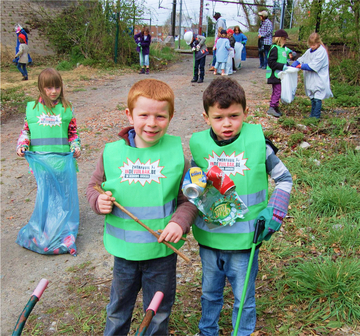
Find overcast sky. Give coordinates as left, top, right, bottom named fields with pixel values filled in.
left=141, top=0, right=256, bottom=30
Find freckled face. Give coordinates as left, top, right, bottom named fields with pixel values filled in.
left=126, top=96, right=172, bottom=148
left=203, top=103, right=248, bottom=141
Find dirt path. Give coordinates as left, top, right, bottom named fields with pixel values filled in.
left=1, top=56, right=271, bottom=334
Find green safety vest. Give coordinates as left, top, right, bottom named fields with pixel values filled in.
left=266, top=45, right=289, bottom=79
left=102, top=134, right=185, bottom=260
left=190, top=123, right=268, bottom=250
left=26, top=101, right=72, bottom=152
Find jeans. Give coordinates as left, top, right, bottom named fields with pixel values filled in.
left=211, top=49, right=217, bottom=66
left=270, top=83, right=282, bottom=108
left=104, top=253, right=177, bottom=336
left=214, top=61, right=226, bottom=71
left=310, top=98, right=322, bottom=118
left=193, top=56, right=206, bottom=80
left=259, top=45, right=270, bottom=68
left=198, top=247, right=259, bottom=336
left=139, top=52, right=149, bottom=67
left=17, top=62, right=27, bottom=77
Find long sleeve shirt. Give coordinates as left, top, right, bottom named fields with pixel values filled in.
left=258, top=19, right=273, bottom=46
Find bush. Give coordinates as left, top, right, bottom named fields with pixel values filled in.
left=56, top=61, right=74, bottom=71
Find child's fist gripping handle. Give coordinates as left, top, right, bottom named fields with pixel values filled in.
left=93, top=185, right=191, bottom=263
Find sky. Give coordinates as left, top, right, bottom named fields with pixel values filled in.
left=141, top=0, right=255, bottom=31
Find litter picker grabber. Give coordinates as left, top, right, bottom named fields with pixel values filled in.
left=233, top=219, right=265, bottom=335
left=135, top=291, right=164, bottom=335
left=12, top=278, right=49, bottom=336
left=94, top=185, right=191, bottom=263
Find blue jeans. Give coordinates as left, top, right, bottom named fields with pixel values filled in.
left=104, top=253, right=177, bottom=336
left=193, top=56, right=206, bottom=80
left=139, top=52, right=149, bottom=67
left=310, top=98, right=322, bottom=119
left=259, top=45, right=270, bottom=68
left=211, top=49, right=217, bottom=66
left=198, top=247, right=259, bottom=336
left=17, top=62, right=27, bottom=77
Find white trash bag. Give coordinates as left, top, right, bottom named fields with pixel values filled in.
left=278, top=67, right=300, bottom=104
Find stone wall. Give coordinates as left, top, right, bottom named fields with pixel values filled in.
left=1, top=0, right=77, bottom=61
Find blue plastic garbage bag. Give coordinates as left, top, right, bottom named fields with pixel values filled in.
left=16, top=151, right=79, bottom=256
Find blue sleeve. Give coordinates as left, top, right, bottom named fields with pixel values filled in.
left=301, top=63, right=313, bottom=71
left=291, top=60, right=300, bottom=67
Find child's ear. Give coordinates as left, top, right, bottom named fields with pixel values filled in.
left=202, top=111, right=211, bottom=125
left=125, top=108, right=134, bottom=125
left=244, top=107, right=249, bottom=116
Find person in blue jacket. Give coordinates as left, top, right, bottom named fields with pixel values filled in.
left=233, top=26, right=247, bottom=61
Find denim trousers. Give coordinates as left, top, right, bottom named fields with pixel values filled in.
left=17, top=62, right=27, bottom=77
left=198, top=247, right=259, bottom=336
left=104, top=253, right=177, bottom=336
left=270, top=83, right=282, bottom=108
left=139, top=52, right=149, bottom=67
left=259, top=45, right=270, bottom=68
left=310, top=98, right=322, bottom=118
left=211, top=49, right=217, bottom=66
left=193, top=56, right=206, bottom=80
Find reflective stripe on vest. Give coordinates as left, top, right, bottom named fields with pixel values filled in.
left=30, top=138, right=69, bottom=146
left=26, top=101, right=72, bottom=152
left=111, top=199, right=175, bottom=220
left=106, top=222, right=158, bottom=243
left=102, top=135, right=185, bottom=260
left=190, top=123, right=268, bottom=250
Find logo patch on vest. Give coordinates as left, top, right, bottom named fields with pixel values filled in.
left=119, top=158, right=165, bottom=186
left=37, top=113, right=62, bottom=127
left=205, top=151, right=249, bottom=176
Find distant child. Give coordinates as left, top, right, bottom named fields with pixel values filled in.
left=134, top=26, right=152, bottom=74
left=16, top=68, right=81, bottom=255
left=213, top=30, right=230, bottom=76
left=233, top=26, right=248, bottom=62
left=15, top=34, right=29, bottom=80
left=190, top=77, right=292, bottom=336
left=227, top=28, right=236, bottom=72
left=266, top=29, right=293, bottom=117
left=184, top=31, right=209, bottom=83
left=87, top=79, right=198, bottom=336
left=291, top=32, right=333, bottom=118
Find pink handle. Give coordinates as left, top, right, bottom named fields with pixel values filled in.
left=32, top=279, right=49, bottom=300
left=146, top=291, right=164, bottom=315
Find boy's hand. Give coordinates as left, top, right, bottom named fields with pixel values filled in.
left=97, top=191, right=115, bottom=214
left=17, top=147, right=26, bottom=157
left=73, top=148, right=81, bottom=158
left=158, top=222, right=183, bottom=243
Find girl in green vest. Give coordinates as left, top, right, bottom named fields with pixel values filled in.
left=266, top=29, right=293, bottom=117
left=15, top=68, right=81, bottom=255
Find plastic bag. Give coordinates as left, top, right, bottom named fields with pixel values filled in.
left=16, top=152, right=80, bottom=256
left=234, top=42, right=243, bottom=68
left=278, top=67, right=300, bottom=104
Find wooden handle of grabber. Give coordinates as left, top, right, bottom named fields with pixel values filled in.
left=94, top=185, right=191, bottom=263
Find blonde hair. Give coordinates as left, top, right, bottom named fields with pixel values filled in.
left=273, top=36, right=285, bottom=47
left=127, top=79, right=174, bottom=118
left=34, top=68, right=71, bottom=114
left=217, top=27, right=222, bottom=37
left=308, top=32, right=324, bottom=48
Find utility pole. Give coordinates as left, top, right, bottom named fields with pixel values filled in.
left=171, top=0, right=176, bottom=37
left=178, top=0, right=183, bottom=48
left=280, top=0, right=286, bottom=29
left=199, top=0, right=204, bottom=35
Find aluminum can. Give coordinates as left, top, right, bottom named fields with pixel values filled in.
left=182, top=167, right=207, bottom=199
left=206, top=165, right=235, bottom=195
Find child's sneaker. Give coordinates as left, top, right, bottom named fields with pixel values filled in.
left=146, top=68, right=149, bottom=75
left=267, top=107, right=281, bottom=117
left=213, top=71, right=217, bottom=75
